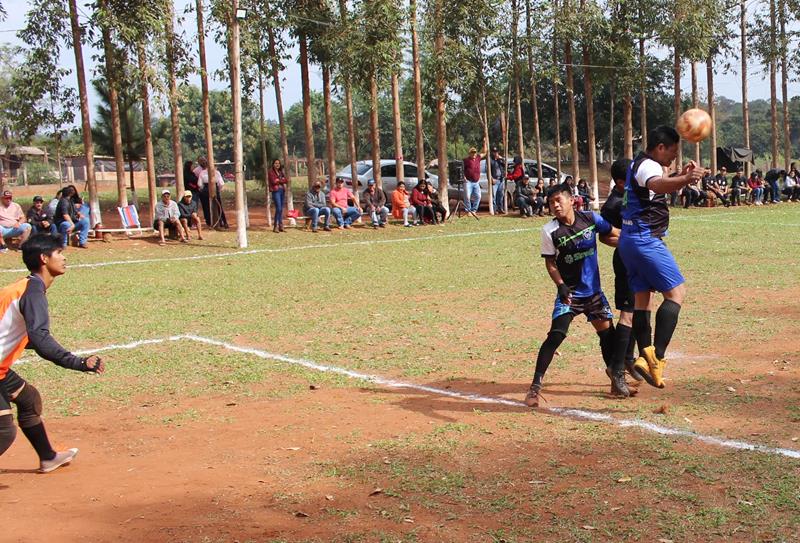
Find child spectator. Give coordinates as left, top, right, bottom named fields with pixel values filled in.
left=391, top=181, right=417, bottom=227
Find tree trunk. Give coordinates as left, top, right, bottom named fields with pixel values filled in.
left=623, top=93, right=633, bottom=159
left=258, top=65, right=271, bottom=227
left=476, top=36, right=493, bottom=215
left=740, top=0, right=750, bottom=176
left=511, top=0, right=524, bottom=160
left=410, top=0, right=425, bottom=188
left=338, top=0, right=359, bottom=204
left=123, top=117, right=138, bottom=209
left=68, top=0, right=99, bottom=224
left=196, top=0, right=217, bottom=223
left=779, top=0, right=790, bottom=171
left=639, top=37, right=647, bottom=150
left=609, top=81, right=615, bottom=160
left=229, top=0, right=247, bottom=247
left=525, top=0, right=543, bottom=180
left=581, top=12, right=599, bottom=209
left=691, top=61, right=700, bottom=164
left=769, top=0, right=778, bottom=169
left=673, top=47, right=682, bottom=171
left=166, top=0, right=184, bottom=195
left=369, top=73, right=382, bottom=189
left=433, top=0, right=448, bottom=212
left=99, top=0, right=127, bottom=208
left=391, top=70, right=404, bottom=185
left=137, top=42, right=157, bottom=223
left=565, top=41, right=579, bottom=180
left=707, top=55, right=717, bottom=173
left=323, top=65, right=337, bottom=188
left=299, top=33, right=316, bottom=190
left=267, top=25, right=292, bottom=221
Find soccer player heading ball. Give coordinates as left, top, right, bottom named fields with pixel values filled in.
left=618, top=126, right=704, bottom=389
left=524, top=183, right=621, bottom=407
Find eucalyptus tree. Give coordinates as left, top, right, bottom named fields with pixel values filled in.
left=510, top=0, right=524, bottom=161
left=164, top=0, right=186, bottom=194
left=558, top=0, right=580, bottom=180
left=525, top=0, right=545, bottom=180
left=740, top=0, right=750, bottom=174
left=409, top=0, right=425, bottom=186
left=750, top=0, right=782, bottom=168
left=778, top=0, right=793, bottom=169
left=291, top=0, right=318, bottom=188
left=196, top=0, right=219, bottom=222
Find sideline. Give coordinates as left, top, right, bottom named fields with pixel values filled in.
left=18, top=333, right=800, bottom=460
left=0, top=226, right=536, bottom=274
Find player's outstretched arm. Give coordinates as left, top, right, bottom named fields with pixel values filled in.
left=648, top=162, right=705, bottom=194
left=599, top=226, right=620, bottom=247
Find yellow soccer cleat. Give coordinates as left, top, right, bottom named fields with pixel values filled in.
left=634, top=346, right=666, bottom=388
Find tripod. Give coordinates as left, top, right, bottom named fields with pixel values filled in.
left=448, top=176, right=479, bottom=222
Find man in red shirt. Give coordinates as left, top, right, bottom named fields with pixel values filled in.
left=462, top=147, right=484, bottom=215
left=328, top=178, right=362, bottom=229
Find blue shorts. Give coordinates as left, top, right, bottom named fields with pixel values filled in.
left=618, top=233, right=685, bottom=294
left=0, top=224, right=31, bottom=239
left=552, top=292, right=613, bottom=322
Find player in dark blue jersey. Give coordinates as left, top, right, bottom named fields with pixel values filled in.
left=524, top=184, right=620, bottom=407
left=618, top=126, right=704, bottom=389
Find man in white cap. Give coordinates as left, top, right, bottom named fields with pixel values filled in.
left=0, top=190, right=32, bottom=252
left=154, top=189, right=185, bottom=245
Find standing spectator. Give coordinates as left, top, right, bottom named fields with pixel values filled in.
left=194, top=157, right=211, bottom=224
left=730, top=169, right=746, bottom=206
left=748, top=171, right=764, bottom=205
left=178, top=190, right=204, bottom=240
left=577, top=178, right=594, bottom=209
left=391, top=180, right=417, bottom=227
left=361, top=180, right=389, bottom=228
left=304, top=181, right=332, bottom=232
left=26, top=196, right=54, bottom=235
left=154, top=189, right=186, bottom=245
left=329, top=177, right=361, bottom=229
left=184, top=160, right=200, bottom=204
left=53, top=186, right=87, bottom=249
left=0, top=190, right=32, bottom=252
left=197, top=158, right=229, bottom=228
left=462, top=147, right=483, bottom=215
left=411, top=179, right=436, bottom=225
left=514, top=175, right=535, bottom=217
left=490, top=148, right=506, bottom=215
left=268, top=158, right=288, bottom=233
left=425, top=181, right=448, bottom=223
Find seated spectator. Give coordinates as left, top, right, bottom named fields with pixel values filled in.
left=154, top=189, right=186, bottom=245
left=46, top=189, right=61, bottom=222
left=304, top=181, right=332, bottom=232
left=565, top=176, right=584, bottom=210
left=0, top=190, right=32, bottom=252
left=703, top=171, right=730, bottom=207
left=424, top=181, right=447, bottom=223
left=26, top=195, right=54, bottom=235
left=178, top=190, right=204, bottom=240
left=730, top=169, right=747, bottom=206
left=748, top=172, right=764, bottom=205
left=411, top=180, right=436, bottom=225
left=361, top=180, right=389, bottom=228
left=532, top=179, right=546, bottom=216
left=53, top=186, right=88, bottom=249
left=329, top=177, right=361, bottom=229
left=73, top=194, right=92, bottom=244
left=391, top=181, right=417, bottom=227
left=681, top=181, right=704, bottom=208
left=576, top=178, right=593, bottom=209
left=765, top=168, right=783, bottom=203
left=514, top=175, right=535, bottom=217
left=784, top=166, right=800, bottom=202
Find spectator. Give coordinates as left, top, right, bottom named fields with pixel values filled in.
left=304, top=181, right=332, bottom=232
left=154, top=189, right=186, bottom=245
left=490, top=148, right=506, bottom=215
left=424, top=181, right=448, bottom=223
left=784, top=166, right=800, bottom=202
left=53, top=186, right=88, bottom=249
left=703, top=171, right=730, bottom=207
left=178, top=190, right=204, bottom=240
left=462, top=146, right=483, bottom=215
left=681, top=179, right=704, bottom=208
left=329, top=177, right=361, bottom=229
left=391, top=180, right=417, bottom=227
left=268, top=158, right=288, bottom=233
left=197, top=158, right=229, bottom=228
left=730, top=169, right=746, bottom=206
left=184, top=160, right=200, bottom=204
left=46, top=189, right=62, bottom=222
left=764, top=168, right=782, bottom=204
left=514, top=175, right=535, bottom=217
left=72, top=195, right=92, bottom=246
left=194, top=157, right=211, bottom=224
left=565, top=176, right=584, bottom=210
left=361, top=179, right=389, bottom=228
left=26, top=196, right=54, bottom=235
left=577, top=178, right=594, bottom=209
left=411, top=179, right=436, bottom=225
left=533, top=179, right=546, bottom=216
left=747, top=172, right=764, bottom=205
left=0, top=190, right=32, bottom=252
left=505, top=156, right=525, bottom=213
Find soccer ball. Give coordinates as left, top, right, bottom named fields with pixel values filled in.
left=676, top=108, right=712, bottom=143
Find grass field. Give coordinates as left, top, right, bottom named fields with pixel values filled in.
left=2, top=204, right=799, bottom=542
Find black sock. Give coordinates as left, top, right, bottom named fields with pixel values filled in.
left=654, top=299, right=681, bottom=359
left=597, top=324, right=615, bottom=368
left=20, top=423, right=56, bottom=461
left=534, top=331, right=566, bottom=384
left=625, top=331, right=636, bottom=363
left=610, top=323, right=632, bottom=373
left=632, top=310, right=652, bottom=354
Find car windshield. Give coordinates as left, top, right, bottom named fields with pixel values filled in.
left=356, top=163, right=372, bottom=175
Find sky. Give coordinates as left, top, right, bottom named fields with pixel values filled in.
left=0, top=0, right=796, bottom=127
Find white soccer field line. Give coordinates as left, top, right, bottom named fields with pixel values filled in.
left=0, top=226, right=535, bottom=274
left=19, top=333, right=800, bottom=460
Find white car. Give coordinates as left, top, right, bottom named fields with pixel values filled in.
left=334, top=160, right=440, bottom=195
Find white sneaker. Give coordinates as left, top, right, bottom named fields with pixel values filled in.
left=39, top=448, right=78, bottom=473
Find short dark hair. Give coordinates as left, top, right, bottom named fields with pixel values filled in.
left=546, top=183, right=572, bottom=201
left=646, top=126, right=680, bottom=151
left=610, top=158, right=632, bottom=182
left=21, top=234, right=62, bottom=272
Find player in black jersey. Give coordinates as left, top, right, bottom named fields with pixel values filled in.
left=524, top=184, right=620, bottom=407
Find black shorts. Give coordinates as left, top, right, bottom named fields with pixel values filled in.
left=612, top=248, right=635, bottom=312
left=0, top=370, right=26, bottom=412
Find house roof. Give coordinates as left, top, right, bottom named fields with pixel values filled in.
left=0, top=145, right=46, bottom=156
